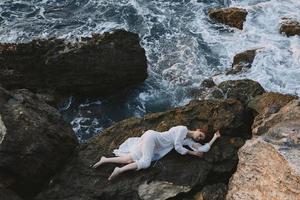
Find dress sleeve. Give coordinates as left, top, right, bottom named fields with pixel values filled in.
left=186, top=139, right=211, bottom=152
left=174, top=126, right=189, bottom=155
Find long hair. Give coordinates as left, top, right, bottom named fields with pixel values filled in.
left=197, top=125, right=214, bottom=143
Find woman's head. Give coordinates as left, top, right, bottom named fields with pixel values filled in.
left=192, top=128, right=207, bottom=141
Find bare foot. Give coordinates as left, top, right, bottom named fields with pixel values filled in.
left=92, top=156, right=106, bottom=168
left=108, top=167, right=121, bottom=181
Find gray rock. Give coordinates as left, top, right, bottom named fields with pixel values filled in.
left=0, top=87, right=78, bottom=199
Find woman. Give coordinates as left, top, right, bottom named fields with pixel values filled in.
left=92, top=125, right=221, bottom=181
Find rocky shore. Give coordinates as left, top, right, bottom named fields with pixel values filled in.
left=1, top=8, right=300, bottom=200
left=1, top=75, right=299, bottom=200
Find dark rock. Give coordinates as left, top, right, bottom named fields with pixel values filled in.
left=232, top=49, right=256, bottom=67
left=201, top=78, right=216, bottom=88
left=225, top=64, right=245, bottom=75
left=208, top=7, right=248, bottom=30
left=194, top=183, right=228, bottom=200
left=226, top=49, right=257, bottom=75
left=0, top=188, right=23, bottom=200
left=280, top=18, right=300, bottom=37
left=0, top=30, right=148, bottom=104
left=0, top=173, right=23, bottom=200
left=0, top=87, right=78, bottom=199
left=210, top=79, right=265, bottom=103
left=35, top=98, right=251, bottom=200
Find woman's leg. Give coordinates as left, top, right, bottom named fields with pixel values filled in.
left=92, top=154, right=133, bottom=168
left=135, top=132, right=156, bottom=170
left=108, top=162, right=138, bottom=181
left=108, top=132, right=156, bottom=180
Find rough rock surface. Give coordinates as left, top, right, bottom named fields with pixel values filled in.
left=0, top=187, right=23, bottom=200
left=248, top=92, right=297, bottom=135
left=251, top=99, right=300, bottom=173
left=35, top=99, right=251, bottom=200
left=226, top=139, right=300, bottom=200
left=0, top=30, right=148, bottom=103
left=208, top=7, right=248, bottom=30
left=0, top=87, right=78, bottom=199
left=210, top=79, right=265, bottom=103
left=138, top=180, right=191, bottom=200
left=227, top=98, right=300, bottom=200
left=194, top=183, right=228, bottom=200
left=226, top=49, right=257, bottom=75
left=280, top=18, right=300, bottom=37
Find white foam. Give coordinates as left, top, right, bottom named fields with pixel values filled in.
left=207, top=0, right=300, bottom=96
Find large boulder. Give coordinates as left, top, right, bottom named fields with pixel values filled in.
left=226, top=139, right=300, bottom=200
left=210, top=79, right=265, bottom=104
left=248, top=92, right=297, bottom=135
left=280, top=18, right=300, bottom=37
left=227, top=99, right=300, bottom=200
left=0, top=87, right=78, bottom=199
left=35, top=98, right=252, bottom=200
left=208, top=7, right=248, bottom=30
left=0, top=30, right=148, bottom=104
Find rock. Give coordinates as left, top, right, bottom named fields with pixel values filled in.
left=0, top=188, right=23, bottom=200
left=210, top=79, right=265, bottom=103
left=208, top=7, right=248, bottom=30
left=189, top=79, right=216, bottom=99
left=248, top=92, right=297, bottom=135
left=194, top=183, right=228, bottom=200
left=35, top=99, right=251, bottom=200
left=0, top=30, right=148, bottom=104
left=257, top=100, right=300, bottom=173
left=227, top=99, right=300, bottom=200
left=0, top=173, right=23, bottom=200
left=138, top=181, right=191, bottom=200
left=226, top=49, right=257, bottom=75
left=280, top=18, right=300, bottom=37
left=248, top=92, right=296, bottom=115
left=0, top=87, right=78, bottom=199
left=232, top=49, right=257, bottom=67
left=226, top=139, right=300, bottom=200
left=201, top=78, right=216, bottom=88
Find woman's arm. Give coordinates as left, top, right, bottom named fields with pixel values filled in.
left=187, top=130, right=221, bottom=153
left=208, top=130, right=221, bottom=146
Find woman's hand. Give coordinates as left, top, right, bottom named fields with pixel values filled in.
left=214, top=130, right=221, bottom=138
left=187, top=150, right=204, bottom=157
left=192, top=151, right=204, bottom=158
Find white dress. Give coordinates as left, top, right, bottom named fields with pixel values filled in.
left=113, top=125, right=211, bottom=170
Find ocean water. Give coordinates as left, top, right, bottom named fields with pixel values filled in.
left=0, top=0, right=300, bottom=142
